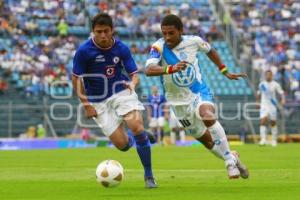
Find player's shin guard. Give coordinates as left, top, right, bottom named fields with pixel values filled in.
left=134, top=131, right=153, bottom=177
left=208, top=121, right=235, bottom=165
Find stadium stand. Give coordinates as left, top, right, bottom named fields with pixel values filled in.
left=0, top=0, right=298, bottom=139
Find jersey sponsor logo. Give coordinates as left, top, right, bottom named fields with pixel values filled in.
left=179, top=51, right=187, bottom=60
left=171, top=64, right=196, bottom=87
left=113, top=56, right=120, bottom=64
left=105, top=65, right=116, bottom=77
left=95, top=54, right=105, bottom=62
left=149, top=46, right=161, bottom=59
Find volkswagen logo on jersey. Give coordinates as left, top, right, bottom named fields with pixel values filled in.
left=171, top=63, right=196, bottom=87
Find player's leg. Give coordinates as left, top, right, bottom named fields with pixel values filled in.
left=124, top=110, right=157, bottom=188
left=108, top=124, right=134, bottom=151
left=198, top=104, right=236, bottom=163
left=179, top=127, right=185, bottom=144
left=270, top=120, right=278, bottom=147
left=169, top=114, right=178, bottom=144
left=197, top=103, right=249, bottom=179
left=149, top=118, right=158, bottom=144
left=259, top=116, right=269, bottom=146
left=270, top=107, right=278, bottom=147
left=158, top=117, right=165, bottom=145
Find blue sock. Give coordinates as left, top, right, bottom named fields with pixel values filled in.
left=134, top=131, right=153, bottom=178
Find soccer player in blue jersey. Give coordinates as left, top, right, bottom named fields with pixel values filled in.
left=72, top=13, right=157, bottom=188
left=147, top=86, right=167, bottom=144
left=145, top=14, right=249, bottom=179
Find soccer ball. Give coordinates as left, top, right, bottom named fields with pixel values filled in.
left=96, top=160, right=124, bottom=188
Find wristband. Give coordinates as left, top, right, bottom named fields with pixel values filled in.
left=219, top=64, right=228, bottom=75
left=164, top=65, right=174, bottom=74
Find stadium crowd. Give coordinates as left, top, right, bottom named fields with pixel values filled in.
left=227, top=0, right=300, bottom=100
left=0, top=0, right=223, bottom=97
left=0, top=0, right=299, bottom=101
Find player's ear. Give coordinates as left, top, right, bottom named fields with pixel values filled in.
left=179, top=27, right=183, bottom=35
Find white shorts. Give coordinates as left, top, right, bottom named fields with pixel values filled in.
left=149, top=117, right=165, bottom=128
left=92, top=89, right=144, bottom=137
left=260, top=104, right=277, bottom=121
left=170, top=100, right=214, bottom=138
left=169, top=110, right=182, bottom=129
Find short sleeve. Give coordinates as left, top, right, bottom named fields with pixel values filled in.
left=73, top=48, right=88, bottom=76
left=194, top=36, right=211, bottom=53
left=121, top=45, right=138, bottom=75
left=145, top=41, right=162, bottom=67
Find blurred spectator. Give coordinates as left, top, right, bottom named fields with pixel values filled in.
left=0, top=78, right=8, bottom=95
left=37, top=124, right=46, bottom=138
left=57, top=19, right=68, bottom=36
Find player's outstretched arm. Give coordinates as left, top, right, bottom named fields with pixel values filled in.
left=145, top=61, right=188, bottom=76
left=72, top=74, right=97, bottom=118
left=206, top=49, right=247, bottom=80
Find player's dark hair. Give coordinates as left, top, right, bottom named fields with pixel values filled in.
left=92, top=13, right=113, bottom=30
left=265, top=70, right=272, bottom=74
left=161, top=14, right=183, bottom=30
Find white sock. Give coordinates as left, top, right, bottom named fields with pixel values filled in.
left=271, top=125, right=278, bottom=142
left=208, top=121, right=235, bottom=165
left=179, top=130, right=185, bottom=143
left=260, top=125, right=267, bottom=142
left=170, top=131, right=176, bottom=144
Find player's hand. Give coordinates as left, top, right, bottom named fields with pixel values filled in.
left=173, top=61, right=189, bottom=73
left=281, top=99, right=285, bottom=105
left=123, top=81, right=135, bottom=93
left=84, top=104, right=97, bottom=119
left=224, top=72, right=247, bottom=80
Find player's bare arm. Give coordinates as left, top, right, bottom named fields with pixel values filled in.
left=206, top=48, right=247, bottom=80
left=123, top=73, right=139, bottom=92
left=72, top=74, right=97, bottom=118
left=145, top=61, right=189, bottom=76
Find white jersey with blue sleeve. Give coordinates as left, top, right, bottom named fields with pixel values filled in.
left=145, top=35, right=213, bottom=105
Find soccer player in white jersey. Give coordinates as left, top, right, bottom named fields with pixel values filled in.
left=257, top=70, right=285, bottom=146
left=145, top=14, right=249, bottom=179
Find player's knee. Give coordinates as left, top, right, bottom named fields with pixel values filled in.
left=203, top=119, right=216, bottom=127
left=203, top=140, right=214, bottom=149
left=130, top=125, right=144, bottom=135
left=270, top=121, right=276, bottom=127
left=260, top=119, right=267, bottom=125
left=115, top=139, right=130, bottom=151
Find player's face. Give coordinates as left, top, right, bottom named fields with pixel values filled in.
left=161, top=25, right=182, bottom=49
left=93, top=24, right=114, bottom=48
left=266, top=71, right=273, bottom=82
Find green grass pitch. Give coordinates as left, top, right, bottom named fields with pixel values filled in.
left=1, top=144, right=300, bottom=200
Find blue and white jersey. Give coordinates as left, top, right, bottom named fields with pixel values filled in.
left=73, top=37, right=138, bottom=102
left=148, top=94, right=166, bottom=118
left=145, top=35, right=213, bottom=105
left=258, top=81, right=284, bottom=107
